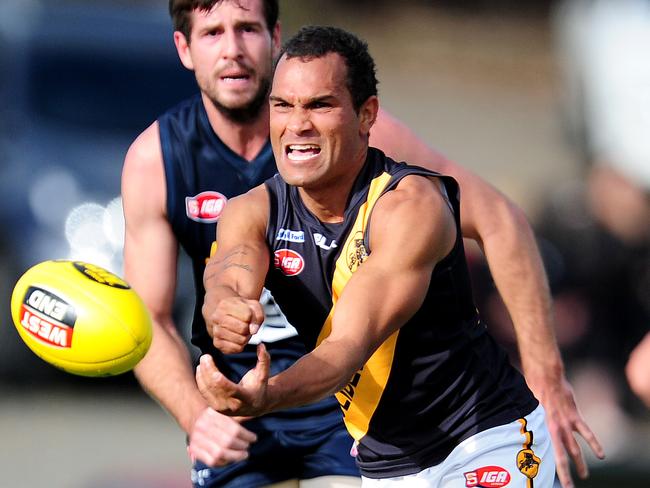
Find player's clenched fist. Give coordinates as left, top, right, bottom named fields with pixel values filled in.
left=203, top=295, right=265, bottom=353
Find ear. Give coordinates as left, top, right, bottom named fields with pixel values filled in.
left=359, top=96, right=379, bottom=136
left=271, top=21, right=282, bottom=60
left=174, top=31, right=195, bottom=71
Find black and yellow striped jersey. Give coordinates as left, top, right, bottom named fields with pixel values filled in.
left=264, top=147, right=538, bottom=478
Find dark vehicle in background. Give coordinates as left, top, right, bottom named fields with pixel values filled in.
left=0, top=0, right=197, bottom=383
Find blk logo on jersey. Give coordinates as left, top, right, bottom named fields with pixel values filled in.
left=464, top=466, right=511, bottom=487
left=274, top=249, right=304, bottom=276
left=20, top=287, right=76, bottom=348
left=186, top=191, right=227, bottom=223
left=314, top=233, right=337, bottom=251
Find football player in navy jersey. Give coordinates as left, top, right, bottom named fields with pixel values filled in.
left=122, top=1, right=602, bottom=487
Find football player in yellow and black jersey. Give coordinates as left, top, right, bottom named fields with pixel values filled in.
left=197, top=26, right=602, bottom=486
left=124, top=1, right=603, bottom=487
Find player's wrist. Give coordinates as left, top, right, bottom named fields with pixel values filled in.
left=182, top=397, right=210, bottom=434
left=523, top=360, right=566, bottom=400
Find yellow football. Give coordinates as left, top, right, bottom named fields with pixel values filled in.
left=10, top=260, right=152, bottom=377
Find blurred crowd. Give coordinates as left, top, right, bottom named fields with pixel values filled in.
left=471, top=0, right=650, bottom=462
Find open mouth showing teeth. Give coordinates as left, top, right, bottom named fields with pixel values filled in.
left=221, top=75, right=250, bottom=82
left=287, top=144, right=321, bottom=161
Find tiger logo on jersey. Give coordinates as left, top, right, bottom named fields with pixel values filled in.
left=517, top=448, right=540, bottom=479
left=346, top=231, right=368, bottom=271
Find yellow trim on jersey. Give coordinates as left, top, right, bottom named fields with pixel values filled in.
left=315, top=171, right=398, bottom=441
left=206, top=241, right=218, bottom=264
left=518, top=418, right=533, bottom=449
left=517, top=417, right=541, bottom=485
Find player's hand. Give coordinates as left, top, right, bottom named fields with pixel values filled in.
left=187, top=407, right=257, bottom=466
left=533, top=375, right=605, bottom=488
left=203, top=295, right=265, bottom=353
left=196, top=344, right=270, bottom=417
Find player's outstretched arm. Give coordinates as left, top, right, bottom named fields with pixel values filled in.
left=202, top=186, right=270, bottom=355
left=122, top=123, right=256, bottom=466
left=371, top=109, right=604, bottom=487
left=198, top=175, right=454, bottom=417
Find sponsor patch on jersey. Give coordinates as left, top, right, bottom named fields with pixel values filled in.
left=185, top=191, right=227, bottom=223
left=276, top=228, right=305, bottom=243
left=517, top=448, right=540, bottom=479
left=464, top=466, right=511, bottom=487
left=20, top=286, right=76, bottom=348
left=274, top=249, right=304, bottom=276
left=313, top=232, right=338, bottom=251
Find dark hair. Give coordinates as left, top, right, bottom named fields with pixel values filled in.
left=280, top=26, right=378, bottom=112
left=169, top=0, right=279, bottom=42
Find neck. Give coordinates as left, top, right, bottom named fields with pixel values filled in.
left=298, top=148, right=368, bottom=224
left=201, top=92, right=270, bottom=161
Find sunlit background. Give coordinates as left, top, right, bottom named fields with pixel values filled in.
left=1, top=1, right=648, bottom=487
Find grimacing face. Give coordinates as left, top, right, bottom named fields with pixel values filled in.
left=269, top=53, right=376, bottom=193
left=175, top=0, right=280, bottom=121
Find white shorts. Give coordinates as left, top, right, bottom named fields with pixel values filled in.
left=361, top=404, right=557, bottom=487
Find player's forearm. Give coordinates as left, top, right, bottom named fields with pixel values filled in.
left=203, top=247, right=265, bottom=304
left=264, top=339, right=364, bottom=413
left=480, top=200, right=565, bottom=387
left=134, top=319, right=207, bottom=434
left=203, top=261, right=242, bottom=301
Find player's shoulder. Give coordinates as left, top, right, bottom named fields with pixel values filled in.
left=226, top=184, right=269, bottom=215
left=124, top=121, right=163, bottom=174
left=122, top=121, right=166, bottom=208
left=218, top=184, right=269, bottom=238
left=393, top=171, right=444, bottom=200
left=376, top=172, right=453, bottom=230
left=372, top=173, right=456, bottom=262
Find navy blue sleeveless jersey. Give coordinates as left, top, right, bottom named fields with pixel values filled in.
left=157, top=95, right=343, bottom=432
left=264, top=148, right=539, bottom=478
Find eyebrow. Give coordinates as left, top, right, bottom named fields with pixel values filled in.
left=198, top=18, right=264, bottom=33
left=269, top=95, right=337, bottom=105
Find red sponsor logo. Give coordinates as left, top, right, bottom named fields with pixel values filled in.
left=464, top=466, right=511, bottom=487
left=274, top=249, right=305, bottom=276
left=186, top=191, right=227, bottom=223
left=20, top=306, right=73, bottom=348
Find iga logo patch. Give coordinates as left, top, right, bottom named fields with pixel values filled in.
left=464, top=466, right=511, bottom=487
left=186, top=191, right=227, bottom=223
left=274, top=249, right=305, bottom=276
left=19, top=287, right=76, bottom=348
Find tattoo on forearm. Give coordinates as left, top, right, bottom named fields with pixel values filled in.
left=205, top=246, right=255, bottom=282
